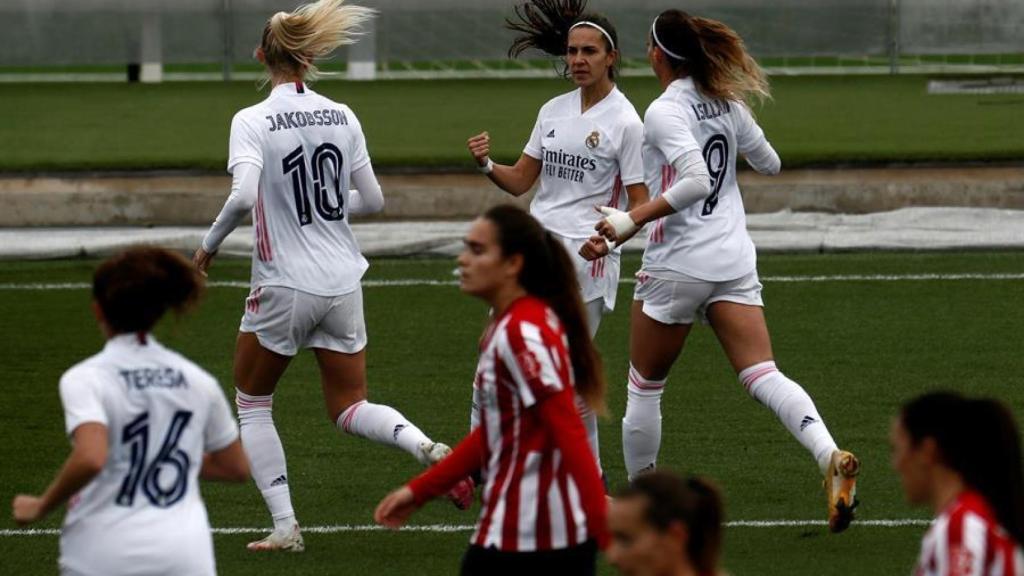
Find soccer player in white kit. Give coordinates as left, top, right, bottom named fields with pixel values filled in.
left=892, top=393, right=1024, bottom=576
left=465, top=0, right=648, bottom=478
left=11, top=247, right=249, bottom=576
left=595, top=10, right=861, bottom=532
left=192, top=0, right=471, bottom=552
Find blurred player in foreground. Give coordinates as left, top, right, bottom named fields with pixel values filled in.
left=594, top=9, right=860, bottom=532
left=466, top=0, right=648, bottom=483
left=892, top=392, right=1024, bottom=575
left=11, top=247, right=249, bottom=576
left=607, top=471, right=724, bottom=576
left=193, top=0, right=471, bottom=552
left=375, top=206, right=608, bottom=575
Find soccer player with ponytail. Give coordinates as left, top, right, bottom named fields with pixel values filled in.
left=892, top=392, right=1024, bottom=575
left=466, top=0, right=647, bottom=483
left=375, top=206, right=608, bottom=575
left=595, top=10, right=860, bottom=532
left=11, top=247, right=249, bottom=576
left=193, top=0, right=471, bottom=552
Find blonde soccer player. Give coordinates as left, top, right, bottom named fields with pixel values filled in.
left=892, top=392, right=1024, bottom=575
left=594, top=10, right=861, bottom=532
left=193, top=0, right=471, bottom=552
left=10, top=247, right=249, bottom=576
left=465, top=0, right=648, bottom=479
left=375, top=206, right=608, bottom=575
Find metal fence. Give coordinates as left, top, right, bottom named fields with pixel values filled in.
left=1, top=0, right=1021, bottom=80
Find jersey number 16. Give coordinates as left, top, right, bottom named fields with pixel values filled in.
left=283, top=143, right=346, bottom=226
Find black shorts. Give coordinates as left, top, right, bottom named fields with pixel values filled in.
left=460, top=540, right=597, bottom=576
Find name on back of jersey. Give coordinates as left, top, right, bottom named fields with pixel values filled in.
left=543, top=148, right=597, bottom=184
left=120, top=368, right=188, bottom=391
left=265, top=108, right=349, bottom=132
left=692, top=99, right=732, bottom=123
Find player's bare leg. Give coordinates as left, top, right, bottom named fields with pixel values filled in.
left=622, top=302, right=691, bottom=480
left=707, top=301, right=859, bottom=533
left=234, top=332, right=305, bottom=552
left=315, top=348, right=474, bottom=509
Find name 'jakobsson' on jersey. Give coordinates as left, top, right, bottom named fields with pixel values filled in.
left=265, top=109, right=349, bottom=132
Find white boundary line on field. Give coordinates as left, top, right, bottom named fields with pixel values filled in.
left=0, top=519, right=932, bottom=537
left=0, top=272, right=1022, bottom=292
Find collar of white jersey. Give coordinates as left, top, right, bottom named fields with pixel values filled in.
left=667, top=77, right=695, bottom=94
left=576, top=84, right=620, bottom=115
left=271, top=81, right=310, bottom=96
left=106, top=332, right=159, bottom=349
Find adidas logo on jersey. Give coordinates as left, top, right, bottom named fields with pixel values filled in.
left=270, top=474, right=288, bottom=487
left=800, top=415, right=819, bottom=432
left=545, top=129, right=555, bottom=138
left=393, top=424, right=407, bottom=441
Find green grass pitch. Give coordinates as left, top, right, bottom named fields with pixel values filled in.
left=2, top=251, right=1023, bottom=574
left=0, top=75, right=1022, bottom=172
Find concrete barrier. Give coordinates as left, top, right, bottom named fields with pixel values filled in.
left=0, top=167, right=1022, bottom=227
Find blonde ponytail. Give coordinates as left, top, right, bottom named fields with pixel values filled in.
left=261, top=0, right=376, bottom=82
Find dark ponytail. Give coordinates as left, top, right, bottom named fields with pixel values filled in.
left=483, top=205, right=606, bottom=413
left=93, top=246, right=205, bottom=336
left=616, top=471, right=724, bottom=574
left=505, top=0, right=619, bottom=80
left=901, top=392, right=1024, bottom=543
left=650, top=9, right=769, bottom=105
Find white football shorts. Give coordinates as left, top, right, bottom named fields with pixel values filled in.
left=633, top=269, right=764, bottom=325
left=240, top=285, right=367, bottom=356
left=553, top=235, right=621, bottom=313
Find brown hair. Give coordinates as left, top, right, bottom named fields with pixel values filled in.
left=506, top=0, right=619, bottom=81
left=616, top=472, right=724, bottom=574
left=93, top=247, right=204, bottom=336
left=651, top=10, right=769, bottom=105
left=482, top=205, right=606, bottom=413
left=259, top=0, right=376, bottom=82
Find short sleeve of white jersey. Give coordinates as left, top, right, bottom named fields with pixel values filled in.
left=733, top=102, right=768, bottom=154
left=347, top=109, right=372, bottom=173
left=203, top=380, right=239, bottom=453
left=227, top=111, right=264, bottom=173
left=59, top=366, right=108, bottom=436
left=523, top=109, right=544, bottom=160
left=618, top=117, right=645, bottom=186
left=645, top=101, right=701, bottom=166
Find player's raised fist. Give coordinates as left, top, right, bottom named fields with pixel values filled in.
left=467, top=131, right=491, bottom=166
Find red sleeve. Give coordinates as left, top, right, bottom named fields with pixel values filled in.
left=407, top=427, right=484, bottom=506
left=538, top=388, right=610, bottom=549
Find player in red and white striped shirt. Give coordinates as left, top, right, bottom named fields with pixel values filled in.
left=892, top=392, right=1024, bottom=576
left=375, top=205, right=608, bottom=574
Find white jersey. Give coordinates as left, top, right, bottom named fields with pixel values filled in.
left=58, top=334, right=238, bottom=576
left=229, top=82, right=371, bottom=296
left=524, top=86, right=645, bottom=240
left=642, top=78, right=770, bottom=281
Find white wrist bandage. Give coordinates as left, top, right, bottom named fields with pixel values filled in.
left=598, top=206, right=638, bottom=239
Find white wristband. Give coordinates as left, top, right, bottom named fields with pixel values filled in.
left=477, top=158, right=494, bottom=174
left=598, top=206, right=638, bottom=240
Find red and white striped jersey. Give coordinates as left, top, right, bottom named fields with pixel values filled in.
left=471, top=296, right=596, bottom=552
left=916, top=491, right=1024, bottom=576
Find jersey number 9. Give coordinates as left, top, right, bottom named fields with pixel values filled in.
left=283, top=143, right=346, bottom=226
left=701, top=135, right=728, bottom=216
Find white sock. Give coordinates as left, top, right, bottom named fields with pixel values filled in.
left=470, top=386, right=481, bottom=431
left=585, top=298, right=604, bottom=339
left=337, top=400, right=432, bottom=464
left=575, top=394, right=602, bottom=475
left=236, top=390, right=296, bottom=531
left=622, top=364, right=666, bottom=480
left=739, top=361, right=838, bottom=475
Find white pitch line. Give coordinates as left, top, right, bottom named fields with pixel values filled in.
left=0, top=273, right=1022, bottom=292
left=0, top=519, right=932, bottom=537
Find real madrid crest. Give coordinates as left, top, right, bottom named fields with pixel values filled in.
left=585, top=130, right=600, bottom=149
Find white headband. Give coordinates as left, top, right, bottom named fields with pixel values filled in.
left=651, top=15, right=686, bottom=61
left=569, top=21, right=616, bottom=52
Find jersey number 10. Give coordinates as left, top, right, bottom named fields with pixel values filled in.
left=282, top=143, right=346, bottom=226
left=115, top=410, right=192, bottom=508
